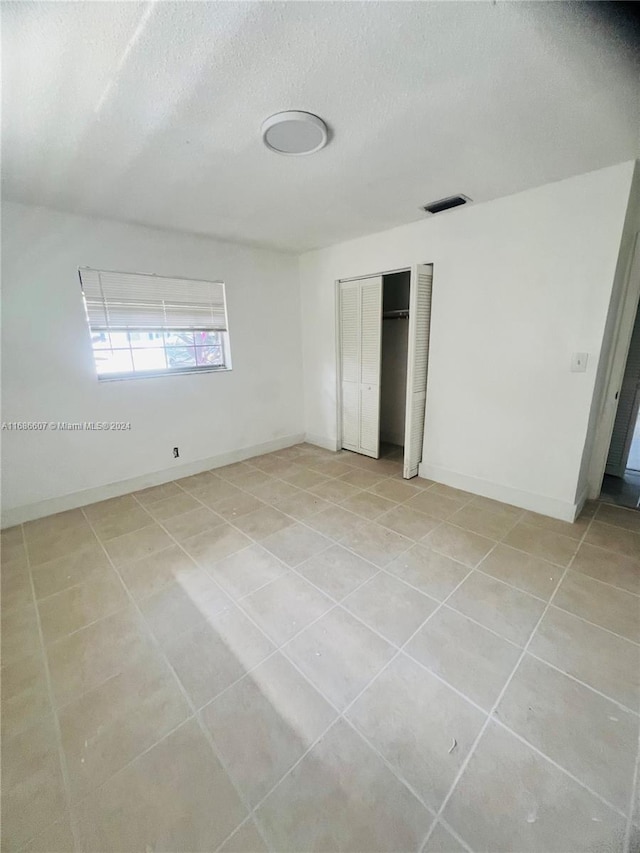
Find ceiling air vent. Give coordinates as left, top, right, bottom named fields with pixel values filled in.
left=422, top=195, right=471, bottom=215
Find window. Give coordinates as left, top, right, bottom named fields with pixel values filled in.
left=79, top=268, right=231, bottom=379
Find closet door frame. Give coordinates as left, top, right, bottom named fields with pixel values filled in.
left=587, top=231, right=640, bottom=497
left=335, top=265, right=431, bottom=465
left=403, top=264, right=434, bottom=478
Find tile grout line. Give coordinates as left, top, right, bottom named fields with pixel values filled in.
left=487, top=714, right=631, bottom=818
left=161, top=469, right=633, bottom=701
left=148, top=482, right=475, bottom=847
left=622, top=566, right=640, bottom=853
left=12, top=446, right=636, bottom=852
left=175, top=462, right=421, bottom=597
left=156, top=461, right=497, bottom=845
left=548, top=603, right=640, bottom=648
left=166, top=452, right=636, bottom=625
left=579, top=511, right=640, bottom=541
left=142, top=484, right=422, bottom=852
left=79, top=505, right=277, bottom=853
left=126, top=485, right=428, bottom=852
left=473, top=557, right=640, bottom=605
left=169, top=470, right=494, bottom=722
left=18, top=512, right=632, bottom=852
left=16, top=468, right=622, bottom=664
left=17, top=546, right=268, bottom=832
left=211, top=815, right=264, bottom=853
left=434, top=817, right=476, bottom=853
left=179, top=454, right=484, bottom=609
left=284, top=546, right=640, bottom=738
left=25, top=482, right=636, bottom=822
left=24, top=483, right=557, bottom=657
left=418, top=510, right=602, bottom=853
left=548, top=565, right=640, bottom=600
left=200, top=460, right=633, bottom=637
left=415, top=598, right=523, bottom=648
left=590, top=503, right=640, bottom=535
left=25, top=464, right=622, bottom=729
left=30, top=514, right=606, bottom=630
left=41, top=492, right=361, bottom=722
left=33, top=597, right=136, bottom=647
left=523, top=651, right=640, bottom=717
left=8, top=459, right=623, bottom=850
left=275, top=565, right=511, bottom=720
left=123, top=500, right=355, bottom=683
left=624, top=728, right=640, bottom=853
left=18, top=524, right=83, bottom=853
left=239, top=560, right=481, bottom=844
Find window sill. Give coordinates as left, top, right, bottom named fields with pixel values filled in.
left=97, top=366, right=232, bottom=382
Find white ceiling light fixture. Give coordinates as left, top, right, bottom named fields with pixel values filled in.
left=261, top=111, right=329, bottom=156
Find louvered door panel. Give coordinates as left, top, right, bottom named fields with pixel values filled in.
left=340, top=282, right=360, bottom=451
left=340, top=284, right=359, bottom=383
left=342, top=382, right=360, bottom=451
left=358, top=278, right=383, bottom=458
left=606, top=304, right=640, bottom=476
left=360, top=385, right=380, bottom=455
left=360, top=282, right=382, bottom=386
left=406, top=391, right=428, bottom=475
left=340, top=277, right=382, bottom=458
left=404, top=265, right=433, bottom=478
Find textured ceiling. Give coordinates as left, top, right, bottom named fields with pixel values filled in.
left=2, top=1, right=639, bottom=252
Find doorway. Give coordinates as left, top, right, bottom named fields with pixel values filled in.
left=600, top=297, right=640, bottom=510
left=380, top=271, right=410, bottom=460
left=337, top=264, right=433, bottom=479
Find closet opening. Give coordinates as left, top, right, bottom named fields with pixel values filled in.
left=338, top=264, right=433, bottom=479
left=380, top=271, right=410, bottom=460
left=590, top=230, right=640, bottom=511
left=599, top=295, right=640, bottom=510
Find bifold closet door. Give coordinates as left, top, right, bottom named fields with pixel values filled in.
left=403, top=264, right=433, bottom=478
left=340, top=277, right=383, bottom=459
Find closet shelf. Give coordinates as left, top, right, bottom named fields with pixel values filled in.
left=383, top=309, right=409, bottom=319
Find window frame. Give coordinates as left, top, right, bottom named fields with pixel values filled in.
left=79, top=268, right=232, bottom=382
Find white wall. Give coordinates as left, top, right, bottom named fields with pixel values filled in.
left=581, top=161, right=640, bottom=498
left=1, top=202, right=303, bottom=522
left=300, top=162, right=635, bottom=520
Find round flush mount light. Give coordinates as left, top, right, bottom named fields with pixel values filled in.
left=261, top=111, right=328, bottom=156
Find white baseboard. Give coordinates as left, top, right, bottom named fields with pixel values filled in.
left=304, top=433, right=340, bottom=452
left=1, top=433, right=305, bottom=528
left=418, top=462, right=582, bottom=522
left=572, top=485, right=589, bottom=522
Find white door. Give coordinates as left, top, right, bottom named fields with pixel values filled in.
left=606, top=303, right=640, bottom=476
left=403, top=264, right=433, bottom=478
left=340, top=281, right=360, bottom=453
left=340, top=277, right=383, bottom=458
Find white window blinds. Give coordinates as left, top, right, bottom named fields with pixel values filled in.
left=79, top=268, right=228, bottom=332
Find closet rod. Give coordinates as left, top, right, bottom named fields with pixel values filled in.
left=383, top=310, right=409, bottom=319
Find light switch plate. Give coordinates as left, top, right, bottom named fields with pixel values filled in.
left=570, top=352, right=588, bottom=372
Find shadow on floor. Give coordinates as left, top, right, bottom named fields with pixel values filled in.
left=599, top=470, right=640, bottom=510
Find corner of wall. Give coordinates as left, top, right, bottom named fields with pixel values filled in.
left=304, top=433, right=340, bottom=452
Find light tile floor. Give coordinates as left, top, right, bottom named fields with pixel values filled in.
left=2, top=443, right=640, bottom=853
